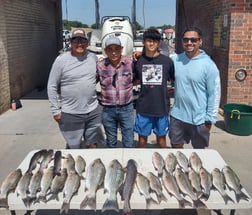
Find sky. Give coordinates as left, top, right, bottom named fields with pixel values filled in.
left=61, top=0, right=176, bottom=28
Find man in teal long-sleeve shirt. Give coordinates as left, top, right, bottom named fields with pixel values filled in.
left=169, top=26, right=221, bottom=149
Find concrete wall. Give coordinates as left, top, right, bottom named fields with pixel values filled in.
left=0, top=0, right=62, bottom=114
left=176, top=0, right=252, bottom=105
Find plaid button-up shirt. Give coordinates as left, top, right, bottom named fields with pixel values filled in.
left=97, top=56, right=133, bottom=106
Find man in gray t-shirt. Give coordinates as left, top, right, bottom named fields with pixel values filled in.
left=47, top=28, right=105, bottom=149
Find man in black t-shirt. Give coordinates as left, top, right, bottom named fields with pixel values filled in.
left=133, top=28, right=175, bottom=148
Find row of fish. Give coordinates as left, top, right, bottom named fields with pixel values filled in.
left=0, top=149, right=250, bottom=214
left=152, top=151, right=250, bottom=207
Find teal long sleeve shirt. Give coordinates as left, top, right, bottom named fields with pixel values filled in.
left=171, top=50, right=221, bottom=125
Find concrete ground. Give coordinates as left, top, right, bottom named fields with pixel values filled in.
left=0, top=89, right=251, bottom=215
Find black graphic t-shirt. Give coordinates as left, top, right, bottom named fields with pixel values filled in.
left=134, top=54, right=174, bottom=117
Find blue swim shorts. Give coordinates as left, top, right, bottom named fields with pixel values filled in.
left=134, top=113, right=169, bottom=136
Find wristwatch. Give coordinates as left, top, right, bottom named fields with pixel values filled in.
left=205, top=121, right=212, bottom=126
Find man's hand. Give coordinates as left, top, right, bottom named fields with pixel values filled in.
left=53, top=112, right=62, bottom=123
left=132, top=51, right=142, bottom=61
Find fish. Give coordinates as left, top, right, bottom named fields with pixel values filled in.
left=27, top=170, right=43, bottom=206
left=60, top=172, right=80, bottom=214
left=0, top=168, right=22, bottom=208
left=53, top=150, right=62, bottom=176
left=174, top=168, right=206, bottom=208
left=176, top=151, right=189, bottom=173
left=199, top=167, right=213, bottom=201
left=39, top=149, right=54, bottom=172
left=36, top=166, right=54, bottom=203
left=152, top=152, right=165, bottom=177
left=47, top=168, right=68, bottom=202
left=16, top=172, right=32, bottom=207
left=121, top=159, right=138, bottom=215
left=146, top=172, right=167, bottom=204
left=189, top=152, right=202, bottom=174
left=102, top=159, right=124, bottom=212
left=136, top=172, right=158, bottom=209
left=75, top=155, right=86, bottom=179
left=63, top=153, right=76, bottom=174
left=188, top=169, right=203, bottom=198
left=211, top=168, right=234, bottom=204
left=165, top=152, right=177, bottom=174
left=222, top=165, right=250, bottom=202
left=161, top=170, right=192, bottom=208
left=26, top=149, right=47, bottom=173
left=80, top=158, right=105, bottom=210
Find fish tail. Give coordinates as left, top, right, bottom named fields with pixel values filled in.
left=47, top=193, right=59, bottom=202
left=123, top=200, right=133, bottom=215
left=38, top=195, right=47, bottom=203
left=80, top=195, right=96, bottom=210
left=60, top=201, right=70, bottom=214
left=178, top=198, right=192, bottom=208
left=157, top=192, right=167, bottom=203
left=193, top=199, right=207, bottom=209
left=0, top=198, right=9, bottom=208
left=196, top=191, right=204, bottom=199
left=22, top=198, right=30, bottom=208
left=200, top=193, right=210, bottom=201
left=235, top=191, right=250, bottom=203
left=222, top=194, right=234, bottom=204
left=24, top=196, right=35, bottom=207
left=157, top=171, right=163, bottom=177
left=102, top=198, right=119, bottom=212
left=146, top=197, right=158, bottom=209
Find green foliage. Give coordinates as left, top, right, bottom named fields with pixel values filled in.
left=63, top=20, right=89, bottom=30
left=62, top=19, right=175, bottom=32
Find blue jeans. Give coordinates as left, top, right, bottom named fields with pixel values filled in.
left=102, top=103, right=135, bottom=148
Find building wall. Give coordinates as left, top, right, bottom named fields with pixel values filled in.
left=0, top=5, right=10, bottom=113
left=176, top=0, right=252, bottom=105
left=228, top=1, right=252, bottom=104
left=0, top=0, right=62, bottom=114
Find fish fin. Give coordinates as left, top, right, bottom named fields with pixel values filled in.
left=119, top=183, right=124, bottom=200
left=80, top=195, right=96, bottom=210
left=102, top=198, right=119, bottom=212
left=0, top=198, right=9, bottom=208
left=235, top=191, right=250, bottom=203
left=60, top=201, right=70, bottom=214
left=193, top=199, right=207, bottom=209
left=222, top=194, right=235, bottom=204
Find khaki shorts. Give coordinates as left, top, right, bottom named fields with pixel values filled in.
left=168, top=116, right=210, bottom=149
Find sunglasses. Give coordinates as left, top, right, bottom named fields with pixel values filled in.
left=71, top=37, right=88, bottom=43
left=182, top=37, right=200, bottom=43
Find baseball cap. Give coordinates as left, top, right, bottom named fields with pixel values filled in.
left=105, top=36, right=122, bottom=47
left=71, top=28, right=88, bottom=39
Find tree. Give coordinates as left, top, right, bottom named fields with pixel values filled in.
left=62, top=19, right=89, bottom=30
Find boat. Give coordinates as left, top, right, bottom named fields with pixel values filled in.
left=100, top=16, right=134, bottom=56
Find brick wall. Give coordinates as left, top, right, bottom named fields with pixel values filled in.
left=228, top=1, right=252, bottom=104
left=0, top=0, right=62, bottom=114
left=176, top=0, right=252, bottom=105
left=0, top=5, right=10, bottom=113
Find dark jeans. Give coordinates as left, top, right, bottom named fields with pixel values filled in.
left=102, top=103, right=135, bottom=148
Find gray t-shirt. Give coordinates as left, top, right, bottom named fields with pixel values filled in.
left=47, top=51, right=98, bottom=115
